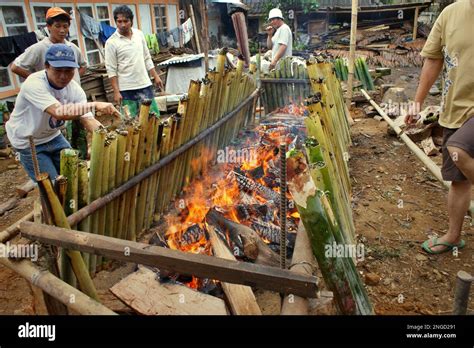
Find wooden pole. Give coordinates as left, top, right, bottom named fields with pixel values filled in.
left=208, top=226, right=262, bottom=315
left=413, top=7, right=419, bottom=41
left=281, top=224, right=317, bottom=315
left=361, top=89, right=449, bottom=188
left=453, top=271, right=473, bottom=315
left=0, top=211, right=34, bottom=243
left=189, top=4, right=201, bottom=53
left=0, top=255, right=116, bottom=315
left=346, top=0, right=358, bottom=109
left=20, top=221, right=319, bottom=298
left=200, top=0, right=209, bottom=71
left=36, top=173, right=100, bottom=301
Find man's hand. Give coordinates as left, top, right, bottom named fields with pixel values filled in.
left=266, top=26, right=275, bottom=36
left=94, top=102, right=122, bottom=119
left=154, top=76, right=164, bottom=92
left=269, top=61, right=277, bottom=71
left=114, top=91, right=123, bottom=106
left=80, top=117, right=102, bottom=132
left=404, top=101, right=422, bottom=127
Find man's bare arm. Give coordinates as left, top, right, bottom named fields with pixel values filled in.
left=269, top=44, right=287, bottom=70
left=406, top=57, right=444, bottom=124
left=11, top=64, right=31, bottom=79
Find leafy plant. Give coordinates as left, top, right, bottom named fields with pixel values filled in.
left=261, top=0, right=319, bottom=15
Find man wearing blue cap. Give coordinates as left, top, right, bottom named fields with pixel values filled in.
left=6, top=44, right=121, bottom=182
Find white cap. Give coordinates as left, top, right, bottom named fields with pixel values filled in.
left=268, top=8, right=283, bottom=20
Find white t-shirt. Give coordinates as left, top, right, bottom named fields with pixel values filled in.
left=271, top=23, right=293, bottom=60
left=104, top=28, right=154, bottom=91
left=13, top=37, right=86, bottom=85
left=6, top=70, right=87, bottom=149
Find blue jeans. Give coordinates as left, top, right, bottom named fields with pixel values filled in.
left=15, top=134, right=71, bottom=182
left=120, top=85, right=155, bottom=103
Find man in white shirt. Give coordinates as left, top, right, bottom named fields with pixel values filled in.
left=266, top=8, right=293, bottom=70
left=11, top=7, right=86, bottom=85
left=105, top=5, right=163, bottom=105
left=12, top=7, right=89, bottom=158
left=6, top=44, right=120, bottom=182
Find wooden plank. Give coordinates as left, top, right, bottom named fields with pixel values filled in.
left=208, top=226, right=261, bottom=315
left=281, top=223, right=318, bottom=315
left=96, top=290, right=135, bottom=315
left=110, top=267, right=229, bottom=315
left=20, top=221, right=319, bottom=298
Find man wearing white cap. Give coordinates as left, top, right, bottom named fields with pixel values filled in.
left=266, top=8, right=293, bottom=70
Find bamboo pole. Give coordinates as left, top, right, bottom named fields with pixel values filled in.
left=77, top=161, right=90, bottom=269
left=346, top=0, right=358, bottom=109
left=59, top=149, right=79, bottom=287
left=96, top=134, right=111, bottom=267
left=287, top=152, right=373, bottom=315
left=361, top=89, right=449, bottom=187
left=0, top=256, right=115, bottom=315
left=105, top=135, right=117, bottom=239
left=88, top=128, right=106, bottom=274
left=36, top=173, right=99, bottom=301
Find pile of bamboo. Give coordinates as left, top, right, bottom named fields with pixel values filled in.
left=334, top=57, right=375, bottom=91
left=261, top=57, right=311, bottom=113
left=58, top=49, right=257, bottom=276
left=286, top=57, right=373, bottom=315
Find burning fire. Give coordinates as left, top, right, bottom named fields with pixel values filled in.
left=162, top=107, right=305, bottom=290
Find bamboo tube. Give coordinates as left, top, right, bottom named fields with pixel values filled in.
left=59, top=149, right=79, bottom=287
left=145, top=117, right=161, bottom=229
left=128, top=101, right=151, bottom=241
left=136, top=115, right=155, bottom=232
left=36, top=173, right=99, bottom=301
left=88, top=128, right=106, bottom=274
left=105, top=135, right=117, bottom=238
left=96, top=134, right=111, bottom=266
left=117, top=125, right=136, bottom=240
left=287, top=152, right=373, bottom=315
left=77, top=161, right=90, bottom=269
left=113, top=129, right=128, bottom=239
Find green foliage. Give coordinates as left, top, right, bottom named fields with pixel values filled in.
left=261, top=0, right=319, bottom=18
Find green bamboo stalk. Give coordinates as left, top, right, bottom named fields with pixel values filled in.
left=105, top=134, right=117, bottom=238
left=77, top=160, right=90, bottom=269
left=96, top=134, right=111, bottom=267
left=287, top=152, right=373, bottom=315
left=59, top=149, right=79, bottom=287
left=36, top=173, right=99, bottom=301
left=88, top=128, right=106, bottom=275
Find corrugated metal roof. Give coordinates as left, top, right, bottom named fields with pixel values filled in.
left=157, top=54, right=205, bottom=67
left=243, top=0, right=432, bottom=16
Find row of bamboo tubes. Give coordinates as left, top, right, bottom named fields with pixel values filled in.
left=58, top=49, right=257, bottom=279
left=261, top=57, right=311, bottom=113
left=286, top=57, right=373, bottom=314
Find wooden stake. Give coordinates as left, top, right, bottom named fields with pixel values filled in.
left=346, top=0, right=358, bottom=109
left=208, top=225, right=262, bottom=315
left=413, top=7, right=419, bottom=41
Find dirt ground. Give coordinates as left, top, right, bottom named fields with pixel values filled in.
left=0, top=66, right=472, bottom=315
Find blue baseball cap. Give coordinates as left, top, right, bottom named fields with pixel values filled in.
left=45, top=44, right=79, bottom=68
